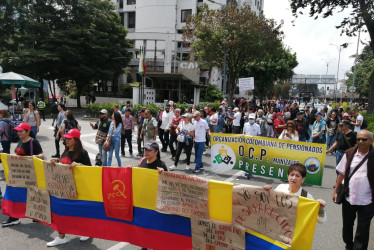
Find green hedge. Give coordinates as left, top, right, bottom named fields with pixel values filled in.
left=362, top=112, right=374, bottom=132
left=86, top=102, right=223, bottom=118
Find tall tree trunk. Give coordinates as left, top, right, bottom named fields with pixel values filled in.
left=367, top=71, right=374, bottom=114
left=39, top=77, right=44, bottom=101
left=227, top=78, right=235, bottom=107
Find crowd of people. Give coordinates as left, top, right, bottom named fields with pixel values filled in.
left=0, top=96, right=372, bottom=249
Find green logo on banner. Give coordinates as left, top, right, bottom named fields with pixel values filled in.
left=304, top=157, right=321, bottom=175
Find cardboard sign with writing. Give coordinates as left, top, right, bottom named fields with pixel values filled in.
left=102, top=167, right=133, bottom=222
left=232, top=184, right=299, bottom=246
left=7, top=155, right=37, bottom=187
left=191, top=217, right=246, bottom=250
left=25, top=186, right=51, bottom=224
left=44, top=161, right=77, bottom=199
left=156, top=172, right=209, bottom=218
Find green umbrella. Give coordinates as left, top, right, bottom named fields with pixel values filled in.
left=0, top=72, right=41, bottom=88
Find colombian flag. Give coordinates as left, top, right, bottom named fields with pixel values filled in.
left=0, top=155, right=319, bottom=250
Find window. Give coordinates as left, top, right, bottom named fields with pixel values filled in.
left=197, top=0, right=203, bottom=2
left=127, top=0, right=136, bottom=4
left=119, top=0, right=123, bottom=9
left=128, top=12, right=135, bottom=28
left=181, top=9, right=192, bottom=23
left=119, top=12, right=124, bottom=26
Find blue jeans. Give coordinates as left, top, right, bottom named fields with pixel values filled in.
left=336, top=150, right=345, bottom=166
left=308, top=125, right=313, bottom=142
left=98, top=143, right=108, bottom=166
left=299, top=135, right=306, bottom=142
left=108, top=138, right=121, bottom=167
left=326, top=133, right=337, bottom=150
left=194, top=142, right=205, bottom=170
left=31, top=126, right=37, bottom=137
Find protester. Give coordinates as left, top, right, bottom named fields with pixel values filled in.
left=52, top=104, right=65, bottom=158
left=106, top=112, right=122, bottom=167
left=169, top=108, right=182, bottom=161
left=326, top=120, right=357, bottom=165
left=138, top=140, right=168, bottom=171
left=58, top=110, right=81, bottom=141
left=243, top=113, right=261, bottom=136
left=308, top=108, right=317, bottom=142
left=312, top=112, right=326, bottom=144
left=230, top=107, right=241, bottom=134
left=333, top=130, right=373, bottom=250
left=121, top=108, right=134, bottom=157
left=2, top=123, right=44, bottom=228
left=37, top=99, right=46, bottom=121
left=22, top=101, right=40, bottom=136
left=350, top=109, right=364, bottom=133
left=140, top=109, right=158, bottom=144
left=273, top=112, right=286, bottom=138
left=264, top=163, right=327, bottom=224
left=169, top=113, right=194, bottom=171
left=136, top=109, right=145, bottom=156
left=278, top=120, right=299, bottom=141
left=0, top=109, right=12, bottom=154
left=209, top=108, right=218, bottom=133
left=266, top=107, right=274, bottom=137
left=217, top=107, right=225, bottom=133
left=51, top=102, right=59, bottom=126
left=326, top=111, right=339, bottom=152
left=193, top=111, right=210, bottom=173
left=46, top=129, right=92, bottom=246
left=90, top=109, right=111, bottom=166
left=159, top=104, right=173, bottom=152
left=294, top=111, right=309, bottom=142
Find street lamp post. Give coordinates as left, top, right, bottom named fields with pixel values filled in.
left=330, top=43, right=349, bottom=103
left=321, top=59, right=329, bottom=102
left=352, top=27, right=361, bottom=103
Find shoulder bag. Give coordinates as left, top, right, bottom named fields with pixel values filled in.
left=103, top=125, right=115, bottom=151
left=335, top=152, right=370, bottom=204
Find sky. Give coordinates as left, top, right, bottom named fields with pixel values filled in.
left=263, top=0, right=370, bottom=87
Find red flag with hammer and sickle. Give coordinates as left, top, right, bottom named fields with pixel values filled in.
left=102, top=167, right=133, bottom=222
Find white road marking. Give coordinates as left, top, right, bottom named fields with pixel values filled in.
left=224, top=171, right=244, bottom=183
left=106, top=242, right=130, bottom=250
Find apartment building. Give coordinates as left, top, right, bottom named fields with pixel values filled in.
left=112, top=0, right=264, bottom=104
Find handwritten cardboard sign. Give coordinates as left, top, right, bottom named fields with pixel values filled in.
left=25, top=186, right=51, bottom=224
left=7, top=155, right=37, bottom=187
left=156, top=172, right=209, bottom=218
left=191, top=217, right=246, bottom=250
left=44, top=161, right=77, bottom=199
left=232, top=184, right=299, bottom=246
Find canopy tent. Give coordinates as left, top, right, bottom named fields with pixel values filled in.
left=0, top=72, right=41, bottom=88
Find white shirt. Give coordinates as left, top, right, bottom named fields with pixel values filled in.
left=266, top=112, right=273, bottom=123
left=275, top=184, right=327, bottom=224
left=0, top=101, right=8, bottom=110
left=178, top=121, right=194, bottom=133
left=243, top=123, right=261, bottom=136
left=354, top=114, right=363, bottom=133
left=210, top=113, right=218, bottom=125
left=233, top=112, right=241, bottom=126
left=278, top=130, right=299, bottom=141
left=194, top=119, right=209, bottom=142
left=336, top=151, right=371, bottom=205
left=160, top=111, right=173, bottom=130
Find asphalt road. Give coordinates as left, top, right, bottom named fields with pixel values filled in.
left=0, top=118, right=372, bottom=250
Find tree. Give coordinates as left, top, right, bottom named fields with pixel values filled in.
left=290, top=0, right=374, bottom=113
left=0, top=0, right=132, bottom=107
left=245, top=48, right=298, bottom=101
left=183, top=3, right=285, bottom=105
left=346, top=46, right=374, bottom=98
left=201, top=84, right=224, bottom=103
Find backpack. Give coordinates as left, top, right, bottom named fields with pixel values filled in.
left=360, top=118, right=367, bottom=130
left=1, top=120, right=21, bottom=143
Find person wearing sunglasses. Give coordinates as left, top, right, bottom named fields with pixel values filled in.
left=90, top=109, right=111, bottom=166
left=278, top=120, right=299, bottom=141
left=333, top=129, right=374, bottom=250
left=138, top=140, right=168, bottom=172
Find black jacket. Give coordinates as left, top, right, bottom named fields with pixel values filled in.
left=294, top=117, right=309, bottom=139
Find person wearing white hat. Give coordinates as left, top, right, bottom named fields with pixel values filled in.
left=243, top=113, right=261, bottom=136
left=229, top=107, right=241, bottom=134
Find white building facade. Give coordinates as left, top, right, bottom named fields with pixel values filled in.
left=112, top=0, right=264, bottom=104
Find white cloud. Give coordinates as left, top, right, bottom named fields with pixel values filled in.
left=263, top=0, right=370, bottom=84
